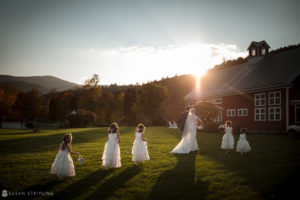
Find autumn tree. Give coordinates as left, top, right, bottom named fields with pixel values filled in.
left=77, top=74, right=101, bottom=117
left=48, top=96, right=58, bottom=122
left=111, top=92, right=125, bottom=123
left=13, top=89, right=41, bottom=121
left=0, top=86, right=19, bottom=121
left=134, top=83, right=168, bottom=125
left=123, top=88, right=137, bottom=125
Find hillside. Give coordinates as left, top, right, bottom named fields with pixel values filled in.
left=0, top=75, right=79, bottom=94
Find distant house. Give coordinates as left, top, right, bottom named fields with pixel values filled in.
left=184, top=41, right=300, bottom=132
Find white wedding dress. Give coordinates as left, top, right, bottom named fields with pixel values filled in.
left=171, top=109, right=199, bottom=154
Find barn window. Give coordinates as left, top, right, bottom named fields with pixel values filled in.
left=227, top=109, right=236, bottom=117
left=296, top=104, right=300, bottom=123
left=269, top=91, right=281, bottom=105
left=251, top=48, right=256, bottom=56
left=255, top=93, right=266, bottom=106
left=254, top=108, right=266, bottom=121
left=261, top=47, right=266, bottom=55
left=238, top=108, right=248, bottom=116
left=269, top=107, right=281, bottom=121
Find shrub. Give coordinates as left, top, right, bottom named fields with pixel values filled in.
left=194, top=102, right=219, bottom=132
left=25, top=121, right=34, bottom=129
left=68, top=109, right=97, bottom=128
left=287, top=125, right=300, bottom=138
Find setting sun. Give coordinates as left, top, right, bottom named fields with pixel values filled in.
left=97, top=43, right=247, bottom=85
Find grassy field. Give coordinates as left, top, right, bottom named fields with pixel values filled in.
left=0, top=127, right=299, bottom=200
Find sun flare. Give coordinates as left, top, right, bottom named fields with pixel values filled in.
left=88, top=43, right=247, bottom=85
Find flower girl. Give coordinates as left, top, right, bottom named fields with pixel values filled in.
left=50, top=133, right=80, bottom=179
left=236, top=127, right=251, bottom=155
left=102, top=123, right=121, bottom=169
left=132, top=124, right=150, bottom=165
left=221, top=120, right=234, bottom=153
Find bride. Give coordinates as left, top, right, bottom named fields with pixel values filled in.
left=171, top=108, right=199, bottom=154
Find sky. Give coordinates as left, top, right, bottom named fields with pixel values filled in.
left=0, top=0, right=299, bottom=85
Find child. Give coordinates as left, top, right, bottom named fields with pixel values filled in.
left=50, top=133, right=80, bottom=179
left=132, top=124, right=150, bottom=165
left=102, top=123, right=121, bottom=169
left=236, top=127, right=251, bottom=155
left=221, top=120, right=234, bottom=153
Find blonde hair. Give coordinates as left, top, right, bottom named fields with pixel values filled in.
left=136, top=123, right=145, bottom=133
left=62, top=133, right=72, bottom=150
left=225, top=120, right=232, bottom=127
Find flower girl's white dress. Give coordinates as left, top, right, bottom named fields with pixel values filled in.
left=221, top=127, right=234, bottom=150
left=102, top=133, right=121, bottom=168
left=132, top=132, right=150, bottom=162
left=50, top=144, right=75, bottom=177
left=236, top=134, right=251, bottom=153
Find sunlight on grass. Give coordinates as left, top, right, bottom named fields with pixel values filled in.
left=0, top=127, right=299, bottom=199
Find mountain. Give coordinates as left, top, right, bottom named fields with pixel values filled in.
left=0, top=75, right=79, bottom=94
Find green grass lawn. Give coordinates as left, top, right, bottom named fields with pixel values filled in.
left=0, top=127, right=299, bottom=200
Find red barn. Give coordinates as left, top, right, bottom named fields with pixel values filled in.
left=184, top=41, right=300, bottom=132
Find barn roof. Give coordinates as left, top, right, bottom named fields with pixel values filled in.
left=185, top=46, right=300, bottom=100
left=247, top=40, right=270, bottom=50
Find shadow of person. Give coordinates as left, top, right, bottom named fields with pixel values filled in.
left=148, top=151, right=209, bottom=200
left=20, top=179, right=59, bottom=200
left=87, top=166, right=142, bottom=199
left=48, top=169, right=112, bottom=200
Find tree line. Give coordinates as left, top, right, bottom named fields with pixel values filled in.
left=0, top=74, right=195, bottom=127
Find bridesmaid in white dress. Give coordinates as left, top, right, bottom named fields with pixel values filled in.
left=132, top=124, right=150, bottom=165
left=171, top=108, right=199, bottom=154
left=50, top=133, right=80, bottom=180
left=236, top=127, right=251, bottom=155
left=221, top=120, right=235, bottom=153
left=102, top=123, right=121, bottom=169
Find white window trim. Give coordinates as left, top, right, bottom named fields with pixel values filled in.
left=254, top=108, right=266, bottom=121
left=238, top=108, right=248, bottom=117
left=268, top=91, right=281, bottom=106
left=269, top=107, right=281, bottom=121
left=295, top=104, right=300, bottom=123
left=255, top=93, right=266, bottom=107
left=227, top=109, right=236, bottom=117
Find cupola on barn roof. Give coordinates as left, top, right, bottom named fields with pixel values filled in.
left=247, top=40, right=271, bottom=65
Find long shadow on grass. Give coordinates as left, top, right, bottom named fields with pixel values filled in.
left=20, top=179, right=59, bottom=200
left=87, top=166, right=142, bottom=199
left=47, top=169, right=113, bottom=200
left=0, top=127, right=134, bottom=156
left=199, top=133, right=300, bottom=200
left=148, top=152, right=209, bottom=200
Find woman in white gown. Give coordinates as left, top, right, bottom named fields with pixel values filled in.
left=171, top=108, right=199, bottom=154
